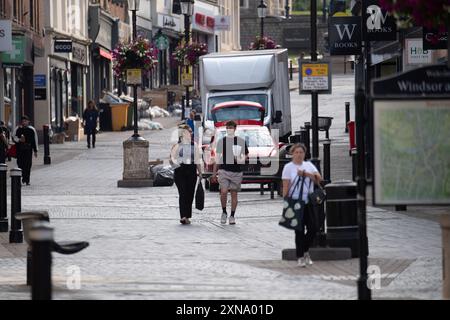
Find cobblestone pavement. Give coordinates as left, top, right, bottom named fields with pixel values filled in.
left=0, top=75, right=446, bottom=300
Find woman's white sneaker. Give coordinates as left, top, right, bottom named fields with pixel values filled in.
left=304, top=252, right=314, bottom=265
left=297, top=257, right=306, bottom=268
left=221, top=213, right=228, bottom=224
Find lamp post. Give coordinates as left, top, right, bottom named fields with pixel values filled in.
left=181, top=0, right=194, bottom=121
left=128, top=0, right=141, bottom=140
left=118, top=0, right=152, bottom=188
left=257, top=1, right=267, bottom=39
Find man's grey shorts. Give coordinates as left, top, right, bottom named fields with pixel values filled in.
left=218, top=170, right=244, bottom=191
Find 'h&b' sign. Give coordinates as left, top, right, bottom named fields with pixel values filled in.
left=362, top=0, right=397, bottom=41
left=329, top=17, right=362, bottom=55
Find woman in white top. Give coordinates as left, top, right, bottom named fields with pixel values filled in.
left=282, top=143, right=322, bottom=267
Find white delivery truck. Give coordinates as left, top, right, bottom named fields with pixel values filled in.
left=199, top=49, right=292, bottom=142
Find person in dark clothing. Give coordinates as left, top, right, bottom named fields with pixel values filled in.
left=170, top=125, right=202, bottom=225
left=0, top=121, right=10, bottom=163
left=13, top=116, right=38, bottom=185
left=212, top=121, right=249, bottom=225
left=83, top=101, right=99, bottom=149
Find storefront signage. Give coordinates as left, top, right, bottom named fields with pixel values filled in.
left=214, top=16, right=230, bottom=31
left=127, top=69, right=142, bottom=85
left=405, top=38, right=432, bottom=66
left=299, top=60, right=332, bottom=94
left=192, top=9, right=215, bottom=35
left=362, top=0, right=397, bottom=41
left=0, top=36, right=25, bottom=64
left=72, top=42, right=87, bottom=65
left=155, top=34, right=170, bottom=51
left=423, top=27, right=448, bottom=50
left=54, top=39, right=73, bottom=53
left=34, top=75, right=46, bottom=87
left=0, top=20, right=12, bottom=52
left=96, top=16, right=113, bottom=50
left=328, top=16, right=362, bottom=55
left=35, top=88, right=47, bottom=100
left=157, top=14, right=181, bottom=32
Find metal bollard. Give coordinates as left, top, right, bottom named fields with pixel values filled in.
left=289, top=60, right=293, bottom=81
left=351, top=148, right=357, bottom=182
left=9, top=168, right=23, bottom=243
left=345, top=102, right=350, bottom=133
left=304, top=122, right=312, bottom=160
left=30, top=221, right=53, bottom=300
left=0, top=164, right=7, bottom=232
left=181, top=95, right=186, bottom=121
left=323, top=139, right=331, bottom=184
left=43, top=125, right=51, bottom=165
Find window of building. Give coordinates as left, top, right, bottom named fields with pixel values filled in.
left=0, top=0, right=6, bottom=17
left=240, top=0, right=249, bottom=8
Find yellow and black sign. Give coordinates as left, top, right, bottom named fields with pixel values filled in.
left=181, top=72, right=193, bottom=87
left=126, top=69, right=142, bottom=85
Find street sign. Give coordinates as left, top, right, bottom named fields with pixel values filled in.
left=0, top=36, right=25, bottom=64
left=214, top=16, right=230, bottom=31
left=0, top=20, right=12, bottom=52
left=328, top=16, right=362, bottom=55
left=181, top=72, right=193, bottom=87
left=372, top=64, right=450, bottom=205
left=34, top=88, right=47, bottom=100
left=299, top=60, right=332, bottom=94
left=155, top=34, right=169, bottom=51
left=34, top=75, right=47, bottom=88
left=54, top=39, right=73, bottom=53
left=126, top=69, right=142, bottom=85
left=362, top=0, right=397, bottom=41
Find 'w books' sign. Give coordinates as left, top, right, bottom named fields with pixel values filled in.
left=329, top=17, right=362, bottom=55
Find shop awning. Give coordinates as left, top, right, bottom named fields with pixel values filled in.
left=99, top=48, right=112, bottom=60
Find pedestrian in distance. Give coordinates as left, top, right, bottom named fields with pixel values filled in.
left=212, top=121, right=249, bottom=225
left=170, top=125, right=203, bottom=225
left=83, top=100, right=99, bottom=149
left=12, top=116, right=38, bottom=186
left=0, top=121, right=10, bottom=163
left=282, top=143, right=322, bottom=267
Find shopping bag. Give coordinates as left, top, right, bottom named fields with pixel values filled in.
left=279, top=175, right=306, bottom=230
left=195, top=178, right=205, bottom=211
left=6, top=144, right=17, bottom=158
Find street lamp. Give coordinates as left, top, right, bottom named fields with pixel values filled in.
left=257, top=1, right=267, bottom=39
left=181, top=0, right=194, bottom=121
left=128, top=0, right=141, bottom=139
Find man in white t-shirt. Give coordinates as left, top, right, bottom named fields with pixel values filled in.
left=282, top=143, right=322, bottom=268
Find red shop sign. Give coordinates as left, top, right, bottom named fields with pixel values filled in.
left=206, top=17, right=215, bottom=29
left=195, top=13, right=206, bottom=26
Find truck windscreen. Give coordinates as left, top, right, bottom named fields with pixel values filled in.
left=208, top=94, right=268, bottom=120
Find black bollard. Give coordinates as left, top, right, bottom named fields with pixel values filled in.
left=323, top=139, right=331, bottom=184
left=0, top=164, right=7, bottom=232
left=345, top=102, right=350, bottom=133
left=30, top=221, right=53, bottom=300
left=395, top=205, right=407, bottom=211
left=9, top=168, right=23, bottom=243
left=351, top=148, right=357, bottom=182
left=181, top=95, right=186, bottom=121
left=289, top=60, right=293, bottom=81
left=43, top=125, right=51, bottom=165
left=304, top=122, right=312, bottom=160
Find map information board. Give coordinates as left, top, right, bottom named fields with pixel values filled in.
left=373, top=99, right=450, bottom=205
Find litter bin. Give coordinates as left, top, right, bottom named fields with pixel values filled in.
left=110, top=103, right=129, bottom=131
left=99, top=103, right=112, bottom=132
left=325, top=180, right=360, bottom=258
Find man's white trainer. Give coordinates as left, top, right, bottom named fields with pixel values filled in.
left=221, top=213, right=228, bottom=224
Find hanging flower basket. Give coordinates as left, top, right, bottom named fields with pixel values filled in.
left=112, top=36, right=159, bottom=78
left=173, top=42, right=208, bottom=66
left=249, top=36, right=278, bottom=50
left=380, top=0, right=449, bottom=31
